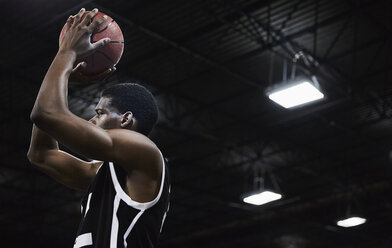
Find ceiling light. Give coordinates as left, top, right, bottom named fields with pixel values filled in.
left=243, top=190, right=282, bottom=206
left=268, top=81, right=324, bottom=108
left=337, top=216, right=367, bottom=228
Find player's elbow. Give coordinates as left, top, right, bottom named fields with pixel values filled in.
left=27, top=147, right=34, bottom=162
left=30, top=108, right=47, bottom=126
left=27, top=150, right=40, bottom=166
left=27, top=153, right=39, bottom=167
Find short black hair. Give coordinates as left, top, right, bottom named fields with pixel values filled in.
left=101, top=83, right=158, bottom=136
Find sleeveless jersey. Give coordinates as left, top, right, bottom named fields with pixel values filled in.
left=73, top=153, right=170, bottom=248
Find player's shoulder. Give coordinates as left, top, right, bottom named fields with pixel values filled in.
left=107, top=128, right=162, bottom=168
left=107, top=129, right=158, bottom=149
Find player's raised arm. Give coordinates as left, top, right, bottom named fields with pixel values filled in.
left=30, top=8, right=160, bottom=173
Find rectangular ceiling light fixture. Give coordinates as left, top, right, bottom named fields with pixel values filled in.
left=243, top=191, right=282, bottom=206
left=337, top=217, right=367, bottom=228
left=268, top=81, right=324, bottom=108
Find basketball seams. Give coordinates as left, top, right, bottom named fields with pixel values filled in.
left=95, top=50, right=116, bottom=65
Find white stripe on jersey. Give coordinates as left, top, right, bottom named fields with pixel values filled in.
left=110, top=194, right=121, bottom=248
left=108, top=149, right=166, bottom=211
left=84, top=193, right=92, bottom=217
left=74, top=233, right=92, bottom=248
left=123, top=210, right=144, bottom=248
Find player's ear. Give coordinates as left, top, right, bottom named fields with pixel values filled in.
left=120, top=111, right=135, bottom=129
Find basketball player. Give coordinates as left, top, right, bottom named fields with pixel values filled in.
left=27, top=8, right=170, bottom=247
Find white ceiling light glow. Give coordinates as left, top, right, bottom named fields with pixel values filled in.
left=337, top=217, right=367, bottom=228
left=243, top=191, right=282, bottom=206
left=268, top=81, right=324, bottom=109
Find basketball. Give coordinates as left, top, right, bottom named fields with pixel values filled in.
left=59, top=11, right=124, bottom=76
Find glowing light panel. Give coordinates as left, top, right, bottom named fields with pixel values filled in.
left=337, top=217, right=367, bottom=227
left=243, top=191, right=282, bottom=205
left=268, top=81, right=324, bottom=108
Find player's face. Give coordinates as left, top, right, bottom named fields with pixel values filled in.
left=89, top=97, right=122, bottom=129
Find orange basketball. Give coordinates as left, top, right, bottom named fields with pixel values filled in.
left=59, top=11, right=124, bottom=76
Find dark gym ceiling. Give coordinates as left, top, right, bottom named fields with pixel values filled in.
left=1, top=0, right=391, bottom=247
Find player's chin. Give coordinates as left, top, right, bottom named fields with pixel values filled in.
left=96, top=123, right=108, bottom=129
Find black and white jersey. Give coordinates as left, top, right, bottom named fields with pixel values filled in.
left=73, top=152, right=170, bottom=248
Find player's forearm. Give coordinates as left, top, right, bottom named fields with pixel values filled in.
left=27, top=124, right=59, bottom=162
left=30, top=51, right=76, bottom=123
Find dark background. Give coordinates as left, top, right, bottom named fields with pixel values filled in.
left=0, top=0, right=391, bottom=247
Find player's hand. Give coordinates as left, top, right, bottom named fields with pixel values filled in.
left=69, top=62, right=116, bottom=84
left=59, top=8, right=110, bottom=59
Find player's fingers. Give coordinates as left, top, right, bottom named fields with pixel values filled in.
left=71, top=62, right=87, bottom=75
left=61, top=16, right=74, bottom=42
left=81, top=8, right=98, bottom=27
left=88, top=15, right=108, bottom=33
left=91, top=37, right=111, bottom=50
left=66, top=15, right=72, bottom=25
left=73, top=8, right=86, bottom=25
left=66, top=15, right=75, bottom=29
left=97, top=67, right=116, bottom=80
